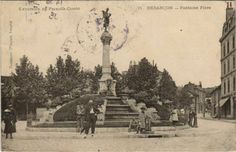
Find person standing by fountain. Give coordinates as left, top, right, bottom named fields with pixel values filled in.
left=84, top=100, right=100, bottom=138
left=3, top=105, right=17, bottom=139
left=137, top=107, right=147, bottom=134
left=170, top=106, right=179, bottom=127
left=76, top=104, right=86, bottom=133
left=188, top=108, right=194, bottom=127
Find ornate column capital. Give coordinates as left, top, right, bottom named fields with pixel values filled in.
left=101, top=31, right=112, bottom=45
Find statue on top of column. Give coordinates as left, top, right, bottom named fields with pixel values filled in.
left=102, top=8, right=111, bottom=31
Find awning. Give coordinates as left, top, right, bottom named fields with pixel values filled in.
left=215, top=97, right=229, bottom=108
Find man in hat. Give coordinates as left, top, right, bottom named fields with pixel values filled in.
left=84, top=100, right=100, bottom=138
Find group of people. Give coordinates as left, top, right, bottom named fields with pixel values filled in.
left=76, top=100, right=100, bottom=139
left=129, top=107, right=152, bottom=134
left=78, top=102, right=153, bottom=135
left=2, top=100, right=198, bottom=140
left=129, top=106, right=199, bottom=134
left=2, top=100, right=100, bottom=139
left=169, top=106, right=198, bottom=128
left=2, top=105, right=17, bottom=139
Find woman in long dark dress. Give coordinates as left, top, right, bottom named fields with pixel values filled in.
left=3, top=107, right=16, bottom=139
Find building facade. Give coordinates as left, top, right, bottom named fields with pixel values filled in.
left=184, top=82, right=206, bottom=115
left=219, top=2, right=236, bottom=119
left=210, top=85, right=221, bottom=117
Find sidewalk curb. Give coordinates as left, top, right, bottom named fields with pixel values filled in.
left=2, top=131, right=177, bottom=139
left=25, top=125, right=190, bottom=132
left=199, top=117, right=236, bottom=124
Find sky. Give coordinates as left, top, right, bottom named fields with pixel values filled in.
left=0, top=1, right=230, bottom=88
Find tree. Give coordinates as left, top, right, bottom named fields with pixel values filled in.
left=126, top=63, right=139, bottom=91
left=91, top=64, right=102, bottom=93
left=111, top=62, right=121, bottom=80
left=13, top=55, right=46, bottom=117
left=177, top=88, right=193, bottom=108
left=65, top=55, right=80, bottom=78
left=137, top=58, right=159, bottom=92
left=56, top=56, right=65, bottom=79
left=64, top=55, right=81, bottom=94
left=116, top=72, right=128, bottom=94
left=94, top=64, right=102, bottom=79
left=125, top=57, right=163, bottom=106
left=77, top=69, right=96, bottom=94
left=1, top=76, right=17, bottom=119
left=46, top=55, right=81, bottom=99
left=159, top=69, right=177, bottom=102
left=126, top=58, right=160, bottom=95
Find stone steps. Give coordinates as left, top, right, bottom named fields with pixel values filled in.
left=106, top=104, right=129, bottom=107
left=106, top=101, right=124, bottom=104
left=105, top=111, right=133, bottom=114
left=106, top=105, right=130, bottom=112
left=106, top=98, right=124, bottom=104
left=103, top=97, right=138, bottom=126
left=106, top=109, right=130, bottom=112
left=105, top=111, right=138, bottom=114
left=105, top=96, right=122, bottom=100
left=105, top=116, right=138, bottom=120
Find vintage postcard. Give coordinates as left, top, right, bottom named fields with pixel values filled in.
left=1, top=0, right=236, bottom=151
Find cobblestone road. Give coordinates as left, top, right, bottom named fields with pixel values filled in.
left=1, top=119, right=236, bottom=152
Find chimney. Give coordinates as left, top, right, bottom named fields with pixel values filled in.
left=226, top=1, right=234, bottom=20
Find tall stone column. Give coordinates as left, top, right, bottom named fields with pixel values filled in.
left=100, top=31, right=112, bottom=80
left=99, top=31, right=116, bottom=96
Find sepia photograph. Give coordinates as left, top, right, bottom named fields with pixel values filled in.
left=1, top=0, right=236, bottom=151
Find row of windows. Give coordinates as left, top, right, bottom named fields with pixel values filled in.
left=223, top=55, right=236, bottom=75
left=223, top=76, right=236, bottom=94
left=224, top=17, right=234, bottom=34
left=223, top=36, right=235, bottom=57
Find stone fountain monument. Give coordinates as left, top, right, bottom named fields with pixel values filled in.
left=29, top=9, right=168, bottom=129
left=98, top=8, right=116, bottom=96
left=95, top=8, right=140, bottom=127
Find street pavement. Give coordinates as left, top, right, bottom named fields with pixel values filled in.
left=1, top=119, right=236, bottom=152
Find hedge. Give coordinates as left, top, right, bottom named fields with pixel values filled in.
left=53, top=94, right=104, bottom=121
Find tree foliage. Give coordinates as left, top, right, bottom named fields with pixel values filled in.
left=13, top=55, right=46, bottom=113
left=126, top=58, right=160, bottom=102
left=127, top=58, right=159, bottom=93
left=46, top=55, right=81, bottom=98
left=11, top=54, right=179, bottom=118
left=158, top=69, right=177, bottom=102
left=176, top=88, right=193, bottom=108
